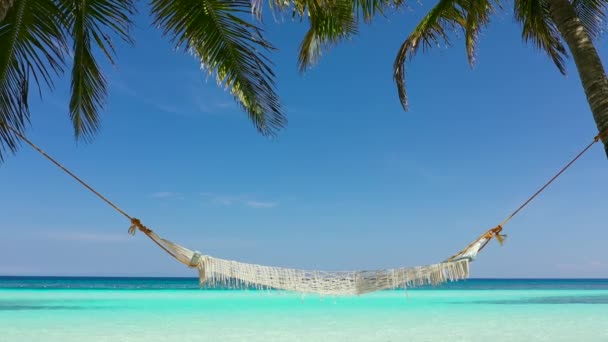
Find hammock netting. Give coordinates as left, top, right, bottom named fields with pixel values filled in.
left=130, top=221, right=504, bottom=296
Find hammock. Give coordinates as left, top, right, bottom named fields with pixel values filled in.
left=5, top=124, right=605, bottom=296
left=128, top=218, right=503, bottom=295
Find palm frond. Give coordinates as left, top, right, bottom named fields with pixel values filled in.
left=261, top=0, right=358, bottom=72
left=464, top=0, right=495, bottom=66
left=393, top=0, right=502, bottom=110
left=58, top=0, right=135, bottom=140
left=266, top=0, right=407, bottom=72
left=393, top=0, right=464, bottom=110
left=151, top=0, right=284, bottom=136
left=297, top=0, right=357, bottom=71
left=572, top=0, right=608, bottom=39
left=352, top=0, right=405, bottom=23
left=515, top=0, right=568, bottom=74
left=0, top=0, right=66, bottom=161
left=265, top=0, right=405, bottom=22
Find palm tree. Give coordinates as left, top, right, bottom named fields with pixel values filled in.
left=389, top=0, right=608, bottom=155
left=0, top=0, right=368, bottom=161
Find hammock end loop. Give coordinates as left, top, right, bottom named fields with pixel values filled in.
left=491, top=225, right=507, bottom=246
left=594, top=128, right=608, bottom=143
left=189, top=251, right=202, bottom=268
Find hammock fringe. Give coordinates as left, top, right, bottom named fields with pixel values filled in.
left=198, top=256, right=470, bottom=295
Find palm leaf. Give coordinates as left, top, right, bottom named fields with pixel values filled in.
left=151, top=0, right=285, bottom=136
left=265, top=0, right=407, bottom=72
left=297, top=0, right=358, bottom=72
left=464, top=0, right=495, bottom=66
left=260, top=0, right=358, bottom=72
left=515, top=0, right=568, bottom=74
left=265, top=0, right=405, bottom=22
left=354, top=0, right=397, bottom=23
left=572, top=0, right=608, bottom=39
left=393, top=0, right=465, bottom=110
left=58, top=0, right=135, bottom=140
left=0, top=0, right=66, bottom=161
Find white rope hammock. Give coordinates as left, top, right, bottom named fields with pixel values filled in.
left=128, top=220, right=504, bottom=295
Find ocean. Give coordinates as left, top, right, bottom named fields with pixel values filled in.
left=1, top=277, right=607, bottom=341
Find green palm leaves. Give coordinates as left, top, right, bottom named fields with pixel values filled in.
left=393, top=0, right=498, bottom=110
left=1, top=0, right=286, bottom=161
left=279, top=0, right=403, bottom=71
left=515, top=0, right=567, bottom=74
left=288, top=0, right=358, bottom=72
left=393, top=0, right=608, bottom=111
left=1, top=0, right=400, bottom=160
left=151, top=0, right=283, bottom=135
left=61, top=0, right=135, bottom=139
left=0, top=0, right=135, bottom=160
left=0, top=0, right=66, bottom=160
left=5, top=0, right=603, bottom=162
left=393, top=0, right=487, bottom=110
left=573, top=0, right=608, bottom=39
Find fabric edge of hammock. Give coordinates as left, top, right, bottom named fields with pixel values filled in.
left=196, top=256, right=470, bottom=296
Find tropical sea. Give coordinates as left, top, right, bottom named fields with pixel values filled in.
left=1, top=277, right=607, bottom=342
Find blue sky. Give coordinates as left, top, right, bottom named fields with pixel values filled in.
left=1, top=4, right=607, bottom=278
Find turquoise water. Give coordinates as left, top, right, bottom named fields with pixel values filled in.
left=1, top=278, right=607, bottom=341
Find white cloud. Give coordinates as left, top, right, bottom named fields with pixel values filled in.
left=193, top=94, right=238, bottom=115
left=111, top=69, right=235, bottom=118
left=245, top=200, right=278, bottom=208
left=215, top=102, right=235, bottom=109
left=555, top=260, right=607, bottom=273
left=201, top=192, right=279, bottom=209
left=201, top=192, right=243, bottom=205
left=44, top=232, right=130, bottom=243
left=111, top=76, right=192, bottom=116
left=150, top=191, right=183, bottom=199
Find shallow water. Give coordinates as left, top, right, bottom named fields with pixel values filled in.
left=1, top=277, right=607, bottom=341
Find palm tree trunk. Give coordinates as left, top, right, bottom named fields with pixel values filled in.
left=549, top=0, right=608, bottom=156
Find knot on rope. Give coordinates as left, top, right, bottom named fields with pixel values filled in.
left=487, top=225, right=507, bottom=246
left=128, top=218, right=151, bottom=235
left=595, top=128, right=608, bottom=142
left=189, top=251, right=202, bottom=268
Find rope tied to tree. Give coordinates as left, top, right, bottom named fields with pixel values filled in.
left=594, top=129, right=608, bottom=142
left=496, top=129, right=607, bottom=228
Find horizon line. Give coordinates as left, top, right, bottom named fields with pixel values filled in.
left=1, top=275, right=607, bottom=280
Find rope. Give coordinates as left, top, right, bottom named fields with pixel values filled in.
left=2, top=124, right=189, bottom=265
left=4, top=125, right=133, bottom=221
left=445, top=225, right=504, bottom=262
left=498, top=131, right=605, bottom=227
left=442, top=130, right=605, bottom=263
